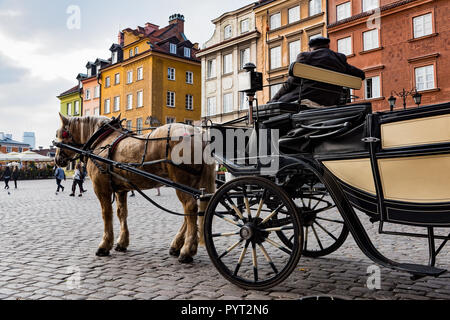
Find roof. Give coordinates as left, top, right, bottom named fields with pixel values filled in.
left=254, top=0, right=277, bottom=9
left=0, top=137, right=30, bottom=147
left=57, top=85, right=80, bottom=98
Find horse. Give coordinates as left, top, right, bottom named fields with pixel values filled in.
left=55, top=113, right=215, bottom=263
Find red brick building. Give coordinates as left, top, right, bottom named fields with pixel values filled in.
left=327, top=0, right=450, bottom=111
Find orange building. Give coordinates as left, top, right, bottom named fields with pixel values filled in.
left=81, top=59, right=109, bottom=116
left=327, top=0, right=450, bottom=111
left=100, top=14, right=201, bottom=131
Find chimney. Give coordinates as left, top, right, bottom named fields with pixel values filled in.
left=169, top=14, right=185, bottom=34
left=117, top=32, right=124, bottom=46
left=144, top=22, right=159, bottom=35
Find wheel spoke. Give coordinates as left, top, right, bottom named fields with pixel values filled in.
left=252, top=242, right=258, bottom=283
left=234, top=240, right=250, bottom=276
left=314, top=221, right=338, bottom=241
left=243, top=189, right=252, bottom=220
left=214, top=213, right=243, bottom=228
left=311, top=225, right=324, bottom=250
left=260, top=226, right=294, bottom=233
left=255, top=189, right=267, bottom=219
left=258, top=243, right=279, bottom=274
left=219, top=239, right=244, bottom=259
left=265, top=238, right=292, bottom=255
left=226, top=194, right=245, bottom=220
left=311, top=193, right=327, bottom=210
left=261, top=204, right=284, bottom=225
left=212, top=231, right=240, bottom=238
left=304, top=227, right=309, bottom=251
left=316, top=217, right=344, bottom=224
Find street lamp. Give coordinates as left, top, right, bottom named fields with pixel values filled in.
left=412, top=89, right=422, bottom=107
left=389, top=88, right=422, bottom=111
left=388, top=95, right=397, bottom=112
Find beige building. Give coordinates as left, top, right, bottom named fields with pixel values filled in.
left=197, top=4, right=259, bottom=123
left=254, top=0, right=327, bottom=103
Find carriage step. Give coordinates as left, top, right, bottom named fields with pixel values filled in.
left=397, top=263, right=447, bottom=278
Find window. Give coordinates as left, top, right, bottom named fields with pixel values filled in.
left=288, top=6, right=300, bottom=24
left=363, top=29, right=379, bottom=51
left=137, top=67, right=143, bottom=81
left=207, top=97, right=216, bottom=116
left=186, top=94, right=193, bottom=110
left=129, top=49, right=134, bottom=58
left=270, top=84, right=283, bottom=99
left=270, top=46, right=282, bottom=70
left=185, top=119, right=193, bottom=126
left=363, top=0, right=379, bottom=12
left=309, top=0, right=322, bottom=16
left=223, top=53, right=233, bottom=74
left=137, top=91, right=143, bottom=108
left=105, top=77, right=111, bottom=88
left=186, top=71, right=193, bottom=84
left=241, top=19, right=250, bottom=34
left=270, top=13, right=281, bottom=30
left=85, top=89, right=91, bottom=100
left=415, top=65, right=435, bottom=91
left=413, top=13, right=433, bottom=38
left=170, top=43, right=177, bottom=54
left=136, top=118, right=143, bottom=135
left=224, top=25, right=232, bottom=39
left=87, top=68, right=92, bottom=77
left=126, top=120, right=132, bottom=131
left=168, top=67, right=176, bottom=81
left=112, top=51, right=118, bottom=64
left=74, top=101, right=80, bottom=115
left=85, top=109, right=91, bottom=116
left=184, top=47, right=191, bottom=58
left=240, top=48, right=250, bottom=69
left=127, top=71, right=133, bottom=84
left=289, top=41, right=301, bottom=64
left=167, top=91, right=175, bottom=107
left=94, top=86, right=100, bottom=98
left=114, top=96, right=120, bottom=112
left=135, top=47, right=138, bottom=55
left=337, top=2, right=351, bottom=21
left=67, top=103, right=72, bottom=116
left=104, top=99, right=111, bottom=114
left=6, top=147, right=12, bottom=153
left=127, top=94, right=133, bottom=110
left=365, top=76, right=381, bottom=99
left=338, top=37, right=352, bottom=56
left=223, top=93, right=233, bottom=113
left=94, top=107, right=100, bottom=116
left=115, top=73, right=120, bottom=85
left=207, top=59, right=216, bottom=78
left=309, top=33, right=322, bottom=41
left=166, top=117, right=176, bottom=124
left=239, top=92, right=249, bottom=110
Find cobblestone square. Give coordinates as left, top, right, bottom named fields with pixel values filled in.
left=0, top=179, right=448, bottom=300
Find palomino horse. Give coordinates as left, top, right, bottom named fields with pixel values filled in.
left=55, top=114, right=215, bottom=263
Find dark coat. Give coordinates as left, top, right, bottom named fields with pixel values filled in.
left=12, top=169, right=19, bottom=180
left=270, top=48, right=366, bottom=106
left=1, top=167, right=11, bottom=180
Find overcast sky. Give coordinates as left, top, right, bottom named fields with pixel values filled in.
left=0, top=0, right=251, bottom=148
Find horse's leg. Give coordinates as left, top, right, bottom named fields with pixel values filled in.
left=94, top=186, right=114, bottom=257
left=115, top=192, right=129, bottom=252
left=177, top=191, right=199, bottom=264
left=169, top=220, right=187, bottom=257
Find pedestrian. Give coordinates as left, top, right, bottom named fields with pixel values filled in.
left=156, top=187, right=161, bottom=196
left=12, top=166, right=19, bottom=189
left=80, top=163, right=88, bottom=193
left=1, top=166, right=11, bottom=190
left=70, top=163, right=84, bottom=197
left=54, top=165, right=66, bottom=194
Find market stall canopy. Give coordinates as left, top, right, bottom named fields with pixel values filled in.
left=0, top=152, right=21, bottom=161
left=18, top=151, right=54, bottom=162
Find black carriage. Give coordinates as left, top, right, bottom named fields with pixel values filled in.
left=202, top=62, right=450, bottom=289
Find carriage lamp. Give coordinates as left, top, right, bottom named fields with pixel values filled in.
left=239, top=63, right=263, bottom=124
left=413, top=90, right=422, bottom=107
left=388, top=95, right=397, bottom=112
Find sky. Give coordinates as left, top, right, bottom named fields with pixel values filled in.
left=0, top=0, right=252, bottom=148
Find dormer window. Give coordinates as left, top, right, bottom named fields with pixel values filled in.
left=87, top=68, right=92, bottom=77
left=224, top=25, right=232, bottom=39
left=135, top=47, right=139, bottom=55
left=129, top=49, right=134, bottom=58
left=170, top=43, right=177, bottom=54
left=184, top=47, right=191, bottom=58
left=112, top=51, right=118, bottom=64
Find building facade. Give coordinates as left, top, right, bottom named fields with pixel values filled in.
left=197, top=4, right=259, bottom=123
left=100, top=14, right=201, bottom=131
left=327, top=0, right=450, bottom=111
left=81, top=59, right=109, bottom=116
left=57, top=85, right=83, bottom=117
left=255, top=0, right=328, bottom=103
left=0, top=133, right=30, bottom=153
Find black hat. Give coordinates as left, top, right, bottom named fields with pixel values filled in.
left=309, top=36, right=330, bottom=48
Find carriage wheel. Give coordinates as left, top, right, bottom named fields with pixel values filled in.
left=204, top=177, right=303, bottom=290
left=276, top=169, right=349, bottom=258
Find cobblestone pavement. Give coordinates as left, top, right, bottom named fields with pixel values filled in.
left=0, top=179, right=448, bottom=300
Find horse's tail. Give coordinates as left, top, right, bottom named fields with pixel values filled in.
left=198, top=163, right=216, bottom=246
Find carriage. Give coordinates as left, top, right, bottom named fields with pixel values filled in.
left=55, top=62, right=450, bottom=291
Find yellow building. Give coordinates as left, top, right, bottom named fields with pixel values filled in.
left=100, top=14, right=201, bottom=132
left=254, top=0, right=327, bottom=103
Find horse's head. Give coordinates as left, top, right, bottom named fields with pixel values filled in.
left=55, top=113, right=78, bottom=167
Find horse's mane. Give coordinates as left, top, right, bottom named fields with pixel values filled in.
left=68, top=116, right=110, bottom=144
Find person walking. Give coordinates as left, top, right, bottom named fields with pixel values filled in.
left=70, top=163, right=84, bottom=197
left=80, top=163, right=88, bottom=193
left=12, top=166, right=19, bottom=189
left=54, top=165, right=66, bottom=194
left=1, top=166, right=11, bottom=190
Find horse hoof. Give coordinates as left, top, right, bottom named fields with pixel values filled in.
left=115, top=245, right=127, bottom=252
left=178, top=255, right=194, bottom=264
left=96, top=248, right=110, bottom=257
left=169, top=247, right=180, bottom=257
